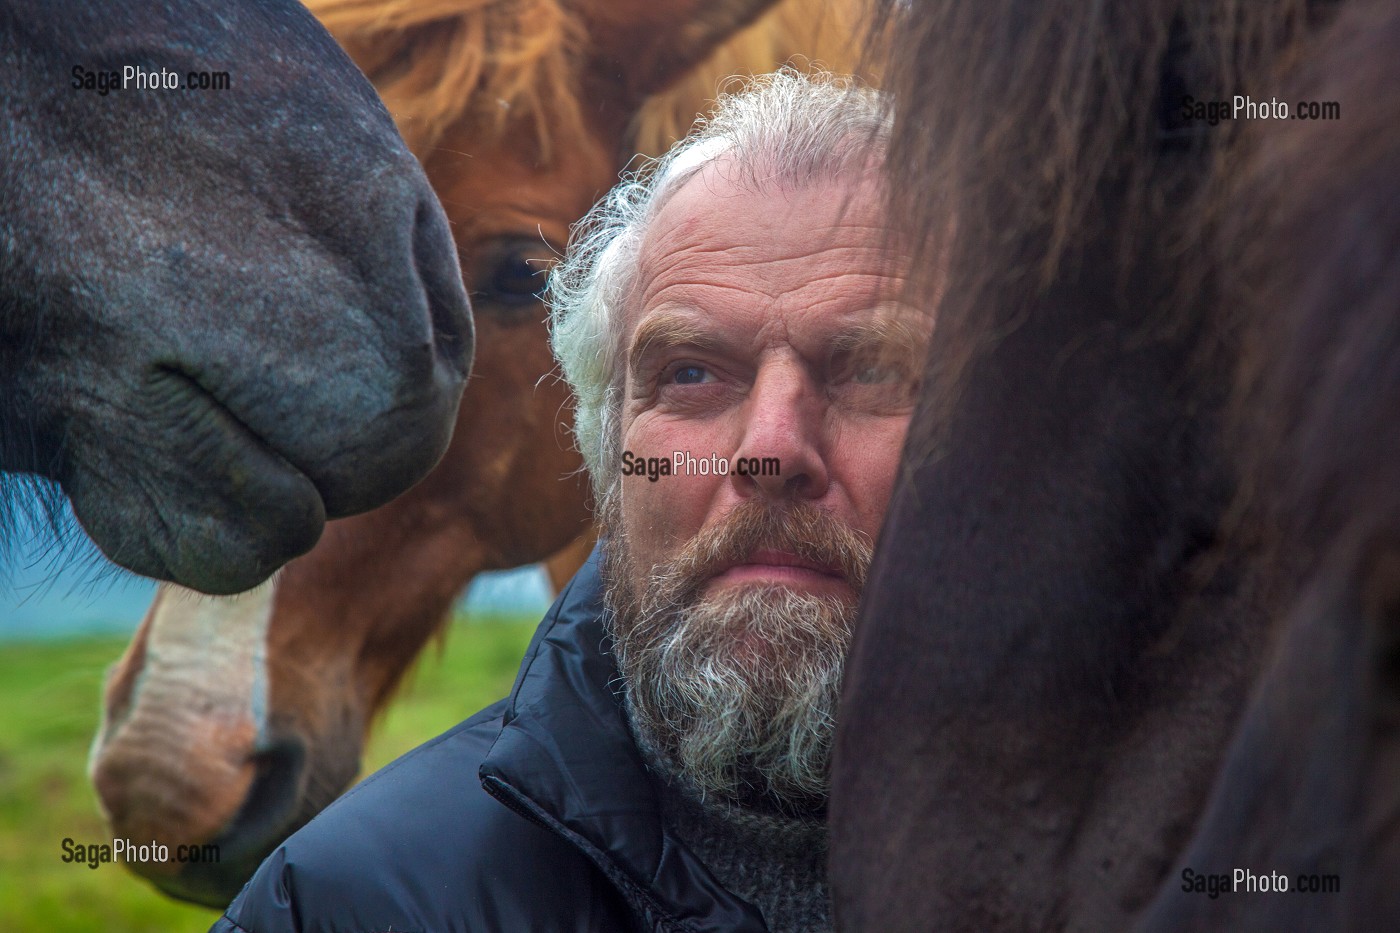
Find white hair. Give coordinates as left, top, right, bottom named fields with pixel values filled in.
left=547, top=70, right=890, bottom=505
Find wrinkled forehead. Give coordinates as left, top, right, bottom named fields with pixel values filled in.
left=622, top=161, right=914, bottom=349
left=644, top=149, right=889, bottom=238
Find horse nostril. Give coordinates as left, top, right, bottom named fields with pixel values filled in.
left=413, top=194, right=474, bottom=377
left=149, top=738, right=309, bottom=908
left=213, top=738, right=307, bottom=865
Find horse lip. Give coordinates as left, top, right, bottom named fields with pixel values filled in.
left=154, top=365, right=322, bottom=496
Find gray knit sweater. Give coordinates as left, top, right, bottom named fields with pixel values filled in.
left=653, top=773, right=832, bottom=933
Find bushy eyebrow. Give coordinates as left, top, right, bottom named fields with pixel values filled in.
left=626, top=309, right=725, bottom=376
left=829, top=305, right=932, bottom=365
left=626, top=303, right=932, bottom=379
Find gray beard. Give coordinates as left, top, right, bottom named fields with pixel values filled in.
left=603, top=497, right=867, bottom=815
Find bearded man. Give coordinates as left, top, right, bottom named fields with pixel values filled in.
left=214, top=71, right=931, bottom=933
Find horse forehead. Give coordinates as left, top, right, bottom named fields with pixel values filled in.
left=428, top=128, right=615, bottom=240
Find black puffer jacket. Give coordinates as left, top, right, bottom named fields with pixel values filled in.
left=211, top=546, right=769, bottom=933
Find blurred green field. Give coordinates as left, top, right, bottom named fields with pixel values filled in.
left=0, top=615, right=538, bottom=931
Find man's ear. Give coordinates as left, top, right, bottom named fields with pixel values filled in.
left=574, top=0, right=783, bottom=112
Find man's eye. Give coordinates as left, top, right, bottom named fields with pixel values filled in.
left=853, top=363, right=897, bottom=384
left=670, top=365, right=713, bottom=385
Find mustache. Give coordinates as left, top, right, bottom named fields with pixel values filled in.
left=653, top=498, right=873, bottom=605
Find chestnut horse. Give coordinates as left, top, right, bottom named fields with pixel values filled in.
left=89, top=0, right=869, bottom=905
left=834, top=0, right=1395, bottom=928
left=0, top=0, right=469, bottom=595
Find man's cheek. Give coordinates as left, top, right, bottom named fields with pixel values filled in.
left=621, top=477, right=673, bottom=552
left=845, top=428, right=907, bottom=527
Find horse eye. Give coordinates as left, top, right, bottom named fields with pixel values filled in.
left=491, top=253, right=543, bottom=301
left=465, top=236, right=556, bottom=314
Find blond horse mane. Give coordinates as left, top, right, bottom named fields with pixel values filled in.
left=305, top=0, right=871, bottom=161
left=630, top=0, right=873, bottom=158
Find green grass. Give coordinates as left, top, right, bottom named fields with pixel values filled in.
left=0, top=615, right=538, bottom=931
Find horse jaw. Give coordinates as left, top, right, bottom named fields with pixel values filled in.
left=89, top=582, right=296, bottom=905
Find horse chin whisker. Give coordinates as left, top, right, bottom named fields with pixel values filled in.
left=0, top=472, right=120, bottom=597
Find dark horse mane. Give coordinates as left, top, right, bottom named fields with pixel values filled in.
left=878, top=0, right=1315, bottom=440
left=833, top=0, right=1392, bottom=928
left=861, top=0, right=1323, bottom=721
left=1229, top=0, right=1399, bottom=562
left=1142, top=3, right=1400, bottom=926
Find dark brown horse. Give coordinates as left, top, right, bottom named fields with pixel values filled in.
left=0, top=0, right=471, bottom=595
left=1140, top=2, right=1400, bottom=927
left=831, top=0, right=1392, bottom=928
left=88, top=0, right=868, bottom=906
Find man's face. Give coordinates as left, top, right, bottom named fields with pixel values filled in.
left=604, top=159, right=927, bottom=811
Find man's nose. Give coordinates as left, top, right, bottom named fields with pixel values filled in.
left=730, top=363, right=830, bottom=500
